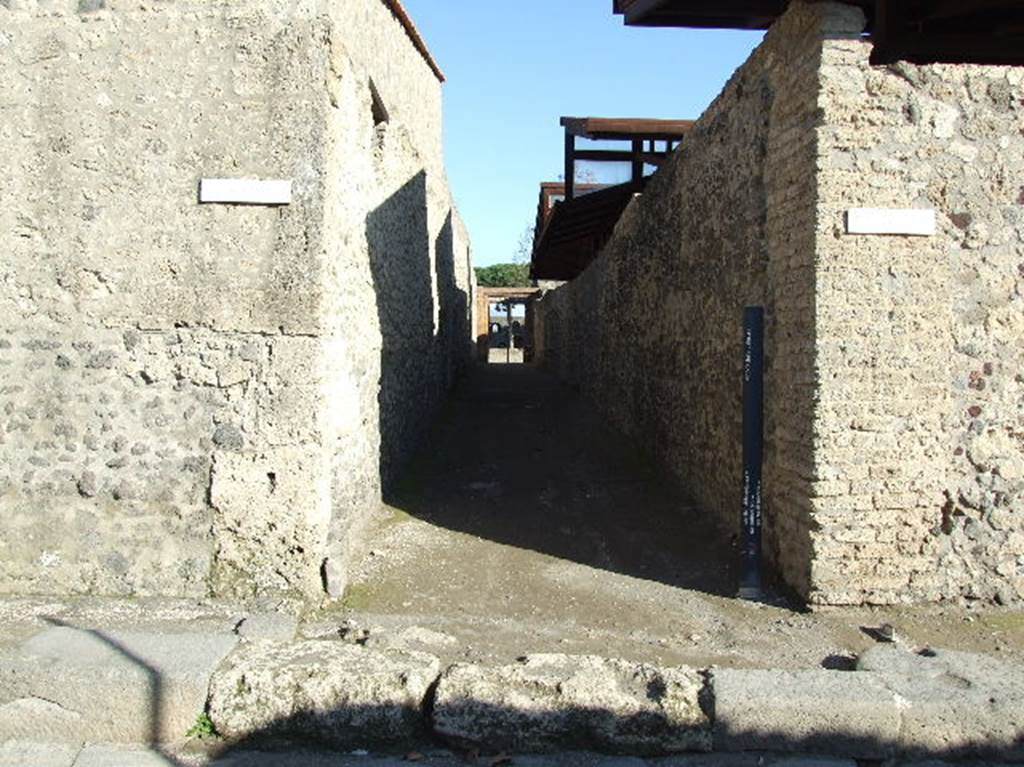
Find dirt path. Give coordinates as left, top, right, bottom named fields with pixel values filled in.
left=320, top=364, right=1024, bottom=670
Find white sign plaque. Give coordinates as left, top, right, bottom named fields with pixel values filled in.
left=845, top=208, right=936, bottom=236
left=200, top=178, right=292, bottom=205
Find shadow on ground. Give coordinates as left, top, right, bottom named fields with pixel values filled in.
left=202, top=698, right=1024, bottom=765
left=39, top=616, right=187, bottom=767
left=385, top=363, right=739, bottom=597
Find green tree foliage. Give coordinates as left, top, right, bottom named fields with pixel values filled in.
left=474, top=262, right=531, bottom=288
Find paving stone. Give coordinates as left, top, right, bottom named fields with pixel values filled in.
left=0, top=624, right=238, bottom=744
left=432, top=654, right=711, bottom=755
left=234, top=613, right=298, bottom=643
left=73, top=745, right=180, bottom=767
left=652, top=753, right=855, bottom=766
left=711, top=668, right=900, bottom=758
left=208, top=756, right=416, bottom=767
left=892, top=761, right=1024, bottom=767
left=511, top=757, right=649, bottom=767
left=207, top=640, right=440, bottom=748
left=0, top=741, right=78, bottom=767
left=651, top=756, right=767, bottom=767
left=857, top=646, right=1024, bottom=759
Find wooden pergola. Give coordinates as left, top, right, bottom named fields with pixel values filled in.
left=612, top=0, right=1024, bottom=66
left=561, top=116, right=694, bottom=201
left=531, top=116, right=694, bottom=282
left=531, top=182, right=644, bottom=281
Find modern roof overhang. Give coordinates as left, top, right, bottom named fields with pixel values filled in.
left=613, top=0, right=787, bottom=29
left=613, top=0, right=1024, bottom=66
left=870, top=0, right=1024, bottom=66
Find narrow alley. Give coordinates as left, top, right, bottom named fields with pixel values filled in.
left=323, top=363, right=1024, bottom=671
left=4, top=0, right=1024, bottom=761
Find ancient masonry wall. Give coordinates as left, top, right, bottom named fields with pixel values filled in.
left=0, top=0, right=473, bottom=600
left=810, top=14, right=1024, bottom=605
left=533, top=1, right=827, bottom=596
left=534, top=0, right=1024, bottom=605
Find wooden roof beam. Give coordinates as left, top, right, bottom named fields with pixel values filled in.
left=617, top=0, right=786, bottom=28
left=560, top=116, right=695, bottom=141
left=619, top=0, right=672, bottom=25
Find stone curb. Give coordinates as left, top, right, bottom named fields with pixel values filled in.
left=3, top=621, right=1022, bottom=761
left=207, top=639, right=441, bottom=749
left=431, top=654, right=712, bottom=755
left=711, top=668, right=900, bottom=758
left=202, top=646, right=1024, bottom=761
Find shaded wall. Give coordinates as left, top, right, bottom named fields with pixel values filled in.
left=534, top=2, right=826, bottom=597
left=320, top=18, right=473, bottom=591
left=535, top=1, right=1024, bottom=606
left=0, top=0, right=473, bottom=600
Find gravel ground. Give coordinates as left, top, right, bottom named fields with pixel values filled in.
left=324, top=364, right=1024, bottom=671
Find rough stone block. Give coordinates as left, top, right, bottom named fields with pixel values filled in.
left=432, top=654, right=711, bottom=755
left=711, top=668, right=900, bottom=758
left=857, top=646, right=1024, bottom=758
left=0, top=624, right=238, bottom=744
left=209, top=447, right=330, bottom=598
left=207, top=640, right=440, bottom=748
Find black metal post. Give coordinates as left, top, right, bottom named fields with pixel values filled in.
left=739, top=306, right=764, bottom=600
left=631, top=139, right=643, bottom=186
left=564, top=132, right=575, bottom=201
left=506, top=300, right=513, bottom=364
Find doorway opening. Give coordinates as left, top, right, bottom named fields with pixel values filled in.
left=474, top=286, right=541, bottom=364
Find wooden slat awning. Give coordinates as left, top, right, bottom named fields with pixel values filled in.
left=560, top=115, right=692, bottom=201
left=531, top=180, right=645, bottom=282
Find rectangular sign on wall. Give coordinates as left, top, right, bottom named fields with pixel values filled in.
left=845, top=208, right=936, bottom=236
left=199, top=178, right=292, bottom=206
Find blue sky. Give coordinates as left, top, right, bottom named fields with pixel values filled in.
left=402, top=1, right=764, bottom=267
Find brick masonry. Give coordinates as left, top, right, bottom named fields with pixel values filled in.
left=0, top=0, right=473, bottom=600
left=534, top=1, right=1024, bottom=606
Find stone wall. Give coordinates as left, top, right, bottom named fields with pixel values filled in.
left=534, top=1, right=827, bottom=598
left=534, top=1, right=1024, bottom=606
left=810, top=17, right=1024, bottom=605
left=0, top=0, right=473, bottom=600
